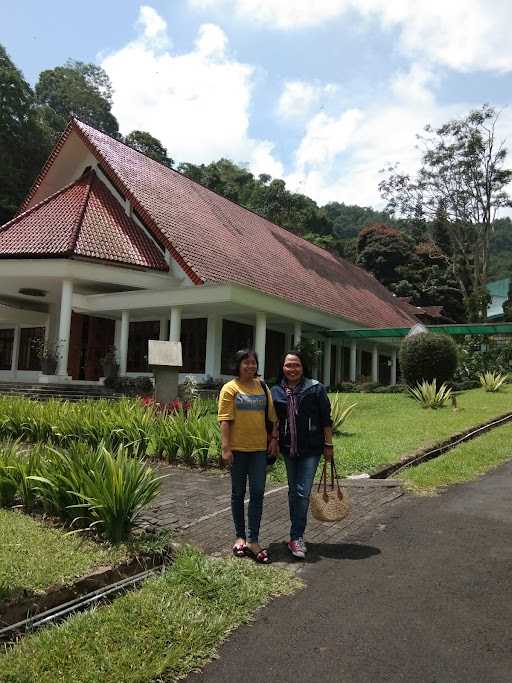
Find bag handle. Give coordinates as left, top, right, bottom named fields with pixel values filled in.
left=316, top=458, right=344, bottom=501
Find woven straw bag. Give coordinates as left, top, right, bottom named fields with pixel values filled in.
left=310, top=460, right=350, bottom=523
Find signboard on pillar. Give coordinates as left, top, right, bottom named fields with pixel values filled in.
left=148, top=340, right=183, bottom=404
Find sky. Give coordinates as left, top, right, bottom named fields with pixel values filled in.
left=3, top=0, right=512, bottom=210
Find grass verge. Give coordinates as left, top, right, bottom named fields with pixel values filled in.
left=0, top=509, right=128, bottom=602
left=329, top=387, right=512, bottom=477
left=0, top=547, right=301, bottom=683
left=398, top=422, right=512, bottom=493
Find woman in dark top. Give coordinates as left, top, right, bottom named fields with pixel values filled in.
left=271, top=351, right=333, bottom=559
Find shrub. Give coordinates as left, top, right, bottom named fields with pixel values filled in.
left=336, top=382, right=358, bottom=393
left=451, top=379, right=480, bottom=392
left=0, top=439, right=20, bottom=507
left=104, top=375, right=154, bottom=396
left=408, top=379, right=453, bottom=409
left=478, top=371, right=508, bottom=392
left=330, top=394, right=357, bottom=434
left=400, top=333, right=458, bottom=387
left=357, top=381, right=381, bottom=393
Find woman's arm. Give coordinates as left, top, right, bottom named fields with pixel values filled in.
left=220, top=421, right=233, bottom=465
left=323, top=425, right=334, bottom=462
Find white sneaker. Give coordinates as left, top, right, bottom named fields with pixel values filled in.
left=288, top=537, right=307, bottom=559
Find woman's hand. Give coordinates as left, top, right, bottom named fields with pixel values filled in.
left=268, top=437, right=279, bottom=457
left=222, top=448, right=234, bottom=466
left=323, top=444, right=334, bottom=462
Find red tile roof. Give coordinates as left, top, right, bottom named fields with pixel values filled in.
left=14, top=119, right=417, bottom=328
left=0, top=170, right=168, bottom=271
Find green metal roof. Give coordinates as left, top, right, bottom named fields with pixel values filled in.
left=328, top=323, right=512, bottom=339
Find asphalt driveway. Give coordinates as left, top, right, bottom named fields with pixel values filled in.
left=190, top=461, right=512, bottom=682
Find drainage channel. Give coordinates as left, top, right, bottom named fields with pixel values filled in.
left=371, top=411, right=512, bottom=479
left=0, top=564, right=166, bottom=644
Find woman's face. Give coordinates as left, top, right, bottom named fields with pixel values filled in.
left=239, top=355, right=258, bottom=381
left=283, top=354, right=303, bottom=384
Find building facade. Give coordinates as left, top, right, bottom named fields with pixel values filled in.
left=0, top=119, right=418, bottom=387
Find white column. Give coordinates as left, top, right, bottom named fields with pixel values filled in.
left=255, top=312, right=267, bottom=377
left=56, top=279, right=73, bottom=377
left=391, top=350, right=397, bottom=386
left=323, top=339, right=332, bottom=387
left=205, top=315, right=222, bottom=378
left=11, top=325, right=20, bottom=374
left=372, top=345, right=379, bottom=383
left=159, top=317, right=168, bottom=341
left=335, top=344, right=342, bottom=385
left=169, top=306, right=182, bottom=342
left=293, top=321, right=302, bottom=347
left=349, top=341, right=357, bottom=382
left=119, top=310, right=130, bottom=376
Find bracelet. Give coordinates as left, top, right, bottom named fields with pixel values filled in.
left=324, top=443, right=334, bottom=447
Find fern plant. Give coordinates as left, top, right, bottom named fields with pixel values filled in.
left=408, top=379, right=453, bottom=409
left=478, top=371, right=508, bottom=392
left=330, top=394, right=357, bottom=434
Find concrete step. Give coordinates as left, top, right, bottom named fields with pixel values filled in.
left=0, top=382, right=124, bottom=402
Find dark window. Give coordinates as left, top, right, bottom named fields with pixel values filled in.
left=18, top=327, right=44, bottom=371
left=181, top=319, right=207, bottom=373
left=0, top=329, right=14, bottom=370
left=265, top=329, right=285, bottom=381
left=127, top=321, right=160, bottom=372
left=221, top=320, right=254, bottom=374
left=360, top=351, right=372, bottom=380
left=342, top=346, right=351, bottom=381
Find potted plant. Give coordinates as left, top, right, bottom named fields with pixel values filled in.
left=100, top=345, right=119, bottom=379
left=32, top=338, right=61, bottom=375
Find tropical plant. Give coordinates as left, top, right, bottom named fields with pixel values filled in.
left=70, top=445, right=163, bottom=543
left=400, top=332, right=458, bottom=387
left=408, top=379, right=453, bottom=409
left=478, top=371, right=508, bottom=392
left=0, top=439, right=20, bottom=507
left=330, top=394, right=357, bottom=434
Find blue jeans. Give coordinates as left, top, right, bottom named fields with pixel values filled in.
left=230, top=451, right=267, bottom=543
left=284, top=454, right=321, bottom=540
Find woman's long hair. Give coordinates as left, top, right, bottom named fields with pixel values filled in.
left=276, top=350, right=310, bottom=384
left=232, top=349, right=259, bottom=377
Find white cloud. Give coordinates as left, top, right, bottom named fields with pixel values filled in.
left=284, top=64, right=450, bottom=206
left=277, top=80, right=338, bottom=119
left=189, top=0, right=512, bottom=73
left=137, top=5, right=169, bottom=49
left=101, top=6, right=282, bottom=175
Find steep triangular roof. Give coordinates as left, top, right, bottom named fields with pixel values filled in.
left=15, top=119, right=417, bottom=328
left=0, top=169, right=168, bottom=271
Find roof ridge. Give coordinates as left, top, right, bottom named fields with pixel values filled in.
left=67, top=169, right=95, bottom=254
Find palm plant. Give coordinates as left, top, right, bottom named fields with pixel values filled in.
left=478, top=371, right=508, bottom=392
left=330, top=394, right=357, bottom=434
left=408, top=379, right=453, bottom=409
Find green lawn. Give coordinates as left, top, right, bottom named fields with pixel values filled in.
left=0, top=547, right=301, bottom=683
left=267, top=387, right=512, bottom=481
left=329, top=387, right=512, bottom=476
left=398, top=421, right=512, bottom=492
left=0, top=509, right=127, bottom=602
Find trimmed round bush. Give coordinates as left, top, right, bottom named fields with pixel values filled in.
left=399, top=333, right=458, bottom=387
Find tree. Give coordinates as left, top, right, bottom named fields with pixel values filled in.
left=356, top=223, right=414, bottom=287
left=399, top=333, right=459, bottom=387
left=125, top=130, right=174, bottom=168
left=379, top=105, right=512, bottom=321
left=0, top=44, right=51, bottom=223
left=35, top=60, right=119, bottom=137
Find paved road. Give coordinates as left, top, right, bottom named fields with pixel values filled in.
left=190, top=461, right=512, bottom=683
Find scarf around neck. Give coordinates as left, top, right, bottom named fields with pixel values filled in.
left=283, top=379, right=303, bottom=457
